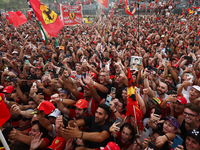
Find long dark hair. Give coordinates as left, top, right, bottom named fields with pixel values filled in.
left=32, top=120, right=48, bottom=138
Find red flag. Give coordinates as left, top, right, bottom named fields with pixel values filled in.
left=0, top=93, right=11, bottom=127
left=7, top=11, right=27, bottom=27
left=6, top=15, right=12, bottom=25
left=96, top=0, right=108, bottom=8
left=27, top=11, right=32, bottom=20
left=110, top=8, right=114, bottom=18
left=126, top=68, right=144, bottom=130
left=76, top=0, right=79, bottom=4
left=187, top=8, right=194, bottom=14
left=28, top=0, right=64, bottom=37
left=156, top=0, right=159, bottom=3
left=125, top=0, right=133, bottom=16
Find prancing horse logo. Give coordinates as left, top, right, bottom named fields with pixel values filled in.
left=69, top=11, right=75, bottom=20
left=40, top=5, right=57, bottom=25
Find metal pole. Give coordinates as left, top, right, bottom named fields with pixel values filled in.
left=133, top=105, right=139, bottom=135
left=0, top=130, right=10, bottom=150
left=138, top=2, right=139, bottom=40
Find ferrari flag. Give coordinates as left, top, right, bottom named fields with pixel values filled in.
left=96, top=0, right=108, bottom=8
left=61, top=4, right=82, bottom=26
left=125, top=0, right=133, bottom=16
left=28, top=0, right=64, bottom=37
left=7, top=11, right=27, bottom=27
left=126, top=68, right=144, bottom=130
left=187, top=8, right=194, bottom=14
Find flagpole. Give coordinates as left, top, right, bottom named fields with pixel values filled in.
left=0, top=130, right=10, bottom=150
left=137, top=2, right=139, bottom=41
left=133, top=105, right=139, bottom=135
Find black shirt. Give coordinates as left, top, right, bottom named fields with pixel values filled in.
left=112, top=81, right=126, bottom=99
left=83, top=115, right=114, bottom=148
left=97, top=83, right=111, bottom=99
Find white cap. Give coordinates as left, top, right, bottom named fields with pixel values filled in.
left=12, top=51, right=18, bottom=54
left=48, top=108, right=61, bottom=118
left=193, top=85, right=200, bottom=92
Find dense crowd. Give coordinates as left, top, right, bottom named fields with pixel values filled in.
left=0, top=2, right=200, bottom=150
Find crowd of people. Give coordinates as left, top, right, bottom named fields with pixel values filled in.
left=0, top=1, right=200, bottom=150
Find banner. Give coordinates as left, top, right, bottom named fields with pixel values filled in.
left=28, top=0, right=64, bottom=37
left=96, top=0, right=108, bottom=8
left=187, top=8, right=194, bottom=14
left=7, top=11, right=27, bottom=27
left=61, top=4, right=82, bottom=26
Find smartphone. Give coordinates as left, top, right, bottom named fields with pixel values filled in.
left=84, top=73, right=86, bottom=79
left=105, top=95, right=112, bottom=107
left=66, top=54, right=69, bottom=58
left=83, top=59, right=86, bottom=62
left=75, top=75, right=79, bottom=80
left=12, top=57, right=16, bottom=61
left=115, top=117, right=122, bottom=128
left=48, top=58, right=51, bottom=62
left=0, top=52, right=3, bottom=57
left=13, top=78, right=17, bottom=87
left=42, top=46, right=45, bottom=49
left=148, top=141, right=156, bottom=149
left=140, top=128, right=150, bottom=143
left=184, top=56, right=193, bottom=60
left=196, top=36, right=199, bottom=42
left=172, top=135, right=183, bottom=150
left=32, top=82, right=37, bottom=88
left=152, top=68, right=157, bottom=77
left=38, top=88, right=43, bottom=94
left=184, top=73, right=194, bottom=83
left=154, top=107, right=161, bottom=115
left=61, top=50, right=64, bottom=53
left=63, top=116, right=68, bottom=128
left=111, top=87, right=116, bottom=95
left=157, top=43, right=160, bottom=47
left=59, top=66, right=65, bottom=76
left=25, top=60, right=30, bottom=65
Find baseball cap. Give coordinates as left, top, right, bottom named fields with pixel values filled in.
left=12, top=51, right=18, bottom=54
left=176, top=96, right=187, bottom=105
left=59, top=90, right=69, bottom=95
left=164, top=116, right=179, bottom=129
left=91, top=72, right=97, bottom=80
left=165, top=74, right=173, bottom=79
left=172, top=64, right=180, bottom=70
left=4, top=76, right=14, bottom=82
left=47, top=137, right=66, bottom=150
left=59, top=46, right=64, bottom=50
left=91, top=41, right=97, bottom=45
left=187, top=129, right=200, bottom=145
left=2, top=86, right=14, bottom=93
left=48, top=108, right=61, bottom=118
left=27, top=74, right=37, bottom=80
left=101, top=142, right=120, bottom=150
left=75, top=99, right=89, bottom=109
left=36, top=67, right=43, bottom=71
left=31, top=101, right=55, bottom=115
left=151, top=97, right=162, bottom=105
left=192, top=85, right=200, bottom=92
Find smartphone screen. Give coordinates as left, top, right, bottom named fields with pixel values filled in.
left=111, top=87, right=116, bottom=95
left=63, top=116, right=68, bottom=128
left=105, top=95, right=112, bottom=107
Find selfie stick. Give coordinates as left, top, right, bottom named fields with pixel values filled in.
left=0, top=130, right=10, bottom=150
left=133, top=105, right=139, bottom=135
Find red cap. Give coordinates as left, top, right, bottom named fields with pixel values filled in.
left=85, top=85, right=96, bottom=89
left=37, top=101, right=55, bottom=115
left=2, top=86, right=14, bottom=93
left=75, top=99, right=89, bottom=109
left=177, top=96, right=187, bottom=105
left=92, top=41, right=97, bottom=45
left=47, top=137, right=66, bottom=150
left=102, top=142, right=120, bottom=150
left=172, top=64, right=179, bottom=68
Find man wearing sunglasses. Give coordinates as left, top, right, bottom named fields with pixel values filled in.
left=178, top=103, right=200, bottom=148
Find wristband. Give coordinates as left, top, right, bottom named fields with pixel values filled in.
left=149, top=120, right=154, bottom=123
left=165, top=134, right=169, bottom=140
left=31, top=93, right=36, bottom=98
left=153, top=78, right=158, bottom=82
left=168, top=68, right=172, bottom=71
left=113, top=110, right=117, bottom=113
left=80, top=131, right=83, bottom=139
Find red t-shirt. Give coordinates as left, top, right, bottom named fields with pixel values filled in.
left=78, top=92, right=101, bottom=115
